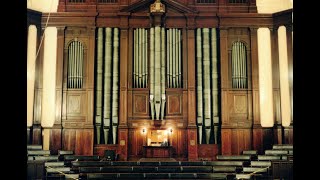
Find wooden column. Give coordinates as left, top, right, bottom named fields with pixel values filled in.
left=220, top=28, right=231, bottom=155
left=118, top=13, right=129, bottom=160
left=186, top=14, right=198, bottom=160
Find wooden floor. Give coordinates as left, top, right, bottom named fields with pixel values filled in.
left=138, top=158, right=177, bottom=162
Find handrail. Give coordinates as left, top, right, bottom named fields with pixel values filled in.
left=45, top=165, right=78, bottom=180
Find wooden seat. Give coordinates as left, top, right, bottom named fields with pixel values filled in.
left=58, top=150, right=74, bottom=155
left=46, top=167, right=71, bottom=173
left=212, top=166, right=240, bottom=173
left=242, top=167, right=268, bottom=173
left=272, top=144, right=293, bottom=150
left=33, top=155, right=59, bottom=161
left=27, top=145, right=42, bottom=150
left=45, top=162, right=65, bottom=167
left=182, top=166, right=213, bottom=173
left=236, top=173, right=252, bottom=179
left=257, top=155, right=281, bottom=161
left=206, top=161, right=246, bottom=166
left=265, top=150, right=289, bottom=155
left=72, top=161, right=111, bottom=167
left=250, top=161, right=271, bottom=167
left=27, top=150, right=51, bottom=156
left=216, top=155, right=251, bottom=161
left=242, top=150, right=258, bottom=155
left=64, top=155, right=100, bottom=161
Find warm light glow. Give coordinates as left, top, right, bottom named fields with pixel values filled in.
left=256, top=0, right=293, bottom=13
left=27, top=0, right=59, bottom=13
left=258, top=28, right=274, bottom=127
left=27, top=25, right=37, bottom=127
left=278, top=26, right=291, bottom=127
left=41, top=27, right=57, bottom=128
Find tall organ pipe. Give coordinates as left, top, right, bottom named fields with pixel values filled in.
left=133, top=30, right=137, bottom=87
left=196, top=28, right=203, bottom=144
left=154, top=26, right=161, bottom=120
left=139, top=29, right=142, bottom=88
left=95, top=28, right=103, bottom=144
left=175, top=29, right=179, bottom=88
left=167, top=29, right=170, bottom=87
left=178, top=30, right=181, bottom=88
left=150, top=27, right=155, bottom=120
left=160, top=27, right=166, bottom=120
left=142, top=29, right=146, bottom=88
left=172, top=29, right=176, bottom=88
left=145, top=30, right=148, bottom=86
left=112, top=28, right=119, bottom=144
left=103, top=27, right=112, bottom=143
left=211, top=28, right=219, bottom=143
left=203, top=28, right=211, bottom=144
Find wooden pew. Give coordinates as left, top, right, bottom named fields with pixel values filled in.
left=272, top=144, right=293, bottom=150
left=257, top=155, right=281, bottom=161
left=216, top=155, right=251, bottom=161
left=27, top=150, right=51, bottom=156
left=242, top=150, right=258, bottom=155
left=265, top=150, right=289, bottom=155
left=27, top=145, right=42, bottom=150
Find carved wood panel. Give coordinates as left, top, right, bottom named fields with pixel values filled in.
left=167, top=94, right=182, bottom=115
left=133, top=93, right=149, bottom=117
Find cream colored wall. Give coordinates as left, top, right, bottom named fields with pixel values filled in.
left=256, top=0, right=293, bottom=13
left=27, top=0, right=59, bottom=13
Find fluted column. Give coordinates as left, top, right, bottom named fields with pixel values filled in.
left=278, top=26, right=291, bottom=127
left=196, top=28, right=203, bottom=144
left=41, top=27, right=57, bottom=149
left=95, top=28, right=103, bottom=144
left=257, top=28, right=274, bottom=127
left=112, top=28, right=119, bottom=144
left=27, top=25, right=37, bottom=128
left=103, top=27, right=112, bottom=143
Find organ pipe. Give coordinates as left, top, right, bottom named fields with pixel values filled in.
left=133, top=30, right=137, bottom=87
left=172, top=29, right=176, bottom=88
left=112, top=28, right=119, bottom=144
left=196, top=28, right=203, bottom=144
left=167, top=29, right=170, bottom=87
left=160, top=27, right=166, bottom=120
left=178, top=30, right=181, bottom=87
left=142, top=29, right=146, bottom=88
left=150, top=27, right=155, bottom=120
left=103, top=27, right=112, bottom=144
left=211, top=28, right=219, bottom=143
left=95, top=28, right=103, bottom=144
left=154, top=26, right=161, bottom=120
left=203, top=28, right=212, bottom=144
left=175, top=29, right=179, bottom=88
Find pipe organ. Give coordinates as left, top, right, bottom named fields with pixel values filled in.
left=95, top=27, right=119, bottom=144
left=196, top=28, right=219, bottom=144
left=232, top=41, right=248, bottom=89
left=67, top=40, right=84, bottom=89
left=28, top=0, right=293, bottom=159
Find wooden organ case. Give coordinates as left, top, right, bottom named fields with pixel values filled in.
left=29, top=0, right=293, bottom=160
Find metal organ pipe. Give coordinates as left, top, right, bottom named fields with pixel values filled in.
left=103, top=27, right=112, bottom=144
left=154, top=26, right=161, bottom=120
left=95, top=28, right=103, bottom=144
left=112, top=28, right=119, bottom=144
left=196, top=28, right=203, bottom=144
left=150, top=27, right=155, bottom=120
left=178, top=30, right=181, bottom=88
left=203, top=28, right=211, bottom=144
left=160, top=27, right=166, bottom=120
left=211, top=28, right=219, bottom=143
